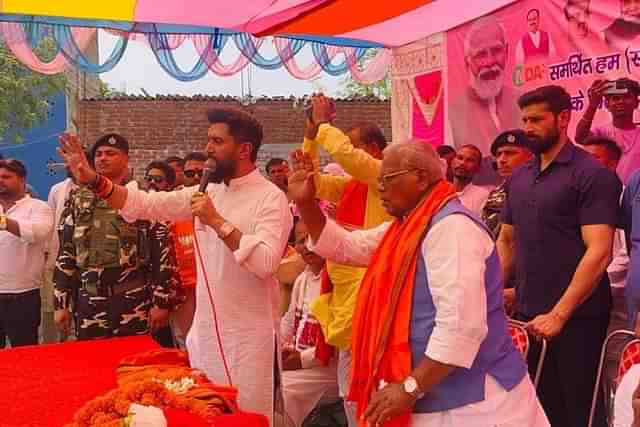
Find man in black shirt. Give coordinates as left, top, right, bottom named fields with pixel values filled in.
left=497, top=85, right=621, bottom=427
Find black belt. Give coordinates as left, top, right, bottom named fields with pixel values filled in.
left=0, top=288, right=39, bottom=301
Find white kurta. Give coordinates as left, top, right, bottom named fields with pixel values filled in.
left=46, top=177, right=75, bottom=268
left=456, top=184, right=491, bottom=218
left=121, top=169, right=293, bottom=425
left=309, top=214, right=549, bottom=427
left=279, top=267, right=339, bottom=427
left=614, top=363, right=640, bottom=427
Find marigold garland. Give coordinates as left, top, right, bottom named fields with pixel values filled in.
left=65, top=349, right=239, bottom=427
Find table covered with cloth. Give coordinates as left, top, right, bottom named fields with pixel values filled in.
left=0, top=336, right=268, bottom=427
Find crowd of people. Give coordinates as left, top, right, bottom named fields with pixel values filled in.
left=3, top=78, right=640, bottom=426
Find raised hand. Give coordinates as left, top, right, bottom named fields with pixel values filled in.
left=304, top=117, right=320, bottom=141
left=57, top=133, right=97, bottom=185
left=587, top=79, right=608, bottom=109
left=311, top=94, right=335, bottom=126
left=288, top=150, right=317, bottom=205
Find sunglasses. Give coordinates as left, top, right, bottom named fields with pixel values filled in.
left=184, top=169, right=204, bottom=178
left=144, top=175, right=166, bottom=183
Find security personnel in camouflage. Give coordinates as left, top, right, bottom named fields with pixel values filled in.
left=53, top=134, right=180, bottom=340
left=481, top=130, right=533, bottom=239
left=482, top=185, right=508, bottom=240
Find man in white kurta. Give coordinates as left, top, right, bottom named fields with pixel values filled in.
left=57, top=109, right=293, bottom=426
left=120, top=170, right=292, bottom=424
left=287, top=140, right=548, bottom=427
left=306, top=217, right=547, bottom=427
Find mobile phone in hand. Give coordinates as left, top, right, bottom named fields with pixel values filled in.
left=603, top=80, right=629, bottom=95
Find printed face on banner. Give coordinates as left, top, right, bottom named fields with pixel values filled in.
left=446, top=0, right=640, bottom=185
left=566, top=0, right=592, bottom=42
left=466, top=24, right=508, bottom=101
left=528, top=9, right=541, bottom=33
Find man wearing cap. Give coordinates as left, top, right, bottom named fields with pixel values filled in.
left=53, top=133, right=179, bottom=341
left=482, top=130, right=532, bottom=316
left=482, top=130, right=533, bottom=239
left=576, top=77, right=640, bottom=183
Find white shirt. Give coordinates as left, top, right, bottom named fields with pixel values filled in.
left=0, top=195, right=54, bottom=293
left=515, top=31, right=557, bottom=65
left=310, top=214, right=492, bottom=368
left=593, top=124, right=640, bottom=184
left=120, top=169, right=292, bottom=424
left=310, top=212, right=549, bottom=425
left=46, top=178, right=75, bottom=267
left=614, top=363, right=640, bottom=427
left=457, top=184, right=491, bottom=218
left=610, top=228, right=629, bottom=290
left=280, top=266, right=323, bottom=369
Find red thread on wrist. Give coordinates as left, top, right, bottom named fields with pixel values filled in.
left=93, top=175, right=115, bottom=199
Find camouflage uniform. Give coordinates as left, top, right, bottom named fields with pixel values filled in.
left=53, top=185, right=182, bottom=340
left=481, top=183, right=507, bottom=240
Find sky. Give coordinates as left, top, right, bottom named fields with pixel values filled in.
left=98, top=31, right=344, bottom=97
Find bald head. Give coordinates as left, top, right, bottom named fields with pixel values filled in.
left=378, top=140, right=445, bottom=218
left=383, top=139, right=444, bottom=185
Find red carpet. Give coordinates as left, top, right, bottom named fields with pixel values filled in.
left=0, top=337, right=268, bottom=427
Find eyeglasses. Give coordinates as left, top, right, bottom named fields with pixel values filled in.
left=377, top=169, right=423, bottom=187
left=184, top=169, right=204, bottom=178
left=144, top=175, right=166, bottom=183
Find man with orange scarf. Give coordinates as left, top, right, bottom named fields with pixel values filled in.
left=288, top=140, right=549, bottom=427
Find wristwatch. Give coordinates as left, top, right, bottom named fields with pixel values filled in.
left=0, top=214, right=7, bottom=231
left=403, top=376, right=424, bottom=399
left=216, top=221, right=235, bottom=239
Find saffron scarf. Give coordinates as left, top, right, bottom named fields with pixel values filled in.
left=315, top=180, right=369, bottom=365
left=348, top=180, right=456, bottom=427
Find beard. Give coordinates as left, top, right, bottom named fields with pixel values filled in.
left=209, top=157, right=236, bottom=184
left=0, top=186, right=17, bottom=199
left=528, top=128, right=559, bottom=155
left=278, top=177, right=288, bottom=192
left=470, top=66, right=504, bottom=100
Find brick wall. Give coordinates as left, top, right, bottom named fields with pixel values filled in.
left=77, top=96, right=391, bottom=178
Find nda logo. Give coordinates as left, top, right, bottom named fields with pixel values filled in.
left=513, top=64, right=546, bottom=87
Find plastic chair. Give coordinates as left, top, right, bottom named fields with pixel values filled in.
left=588, top=330, right=640, bottom=427
left=508, top=319, right=548, bottom=388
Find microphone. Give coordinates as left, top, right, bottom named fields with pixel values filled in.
left=199, top=158, right=217, bottom=193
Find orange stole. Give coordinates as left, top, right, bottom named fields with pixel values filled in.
left=315, top=180, right=369, bottom=365
left=171, top=220, right=197, bottom=289
left=347, top=181, right=456, bottom=427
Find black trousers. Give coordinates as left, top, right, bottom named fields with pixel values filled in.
left=152, top=326, right=175, bottom=348
left=515, top=312, right=609, bottom=427
left=0, top=289, right=41, bottom=348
